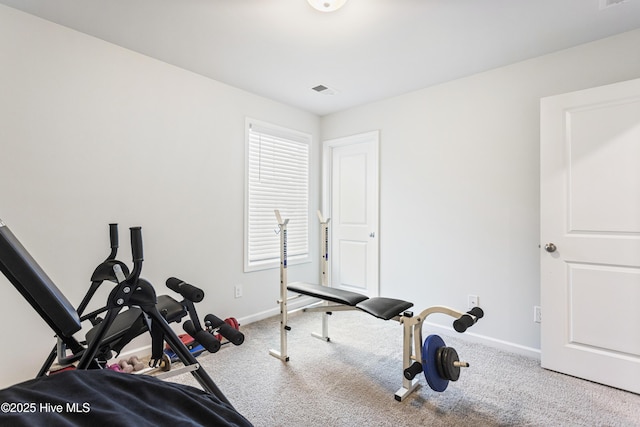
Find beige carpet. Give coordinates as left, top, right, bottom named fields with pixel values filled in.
left=168, top=310, right=640, bottom=426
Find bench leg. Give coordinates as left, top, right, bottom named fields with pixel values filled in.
left=395, top=314, right=421, bottom=400
left=269, top=293, right=290, bottom=362
left=311, top=302, right=331, bottom=342
left=395, top=381, right=420, bottom=402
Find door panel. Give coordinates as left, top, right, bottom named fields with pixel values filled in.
left=339, top=240, right=367, bottom=290
left=569, top=263, right=640, bottom=356
left=323, top=131, right=379, bottom=297
left=338, top=151, right=367, bottom=224
left=540, top=77, right=640, bottom=394
left=568, top=100, right=640, bottom=232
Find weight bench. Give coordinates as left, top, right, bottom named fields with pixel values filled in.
left=287, top=282, right=414, bottom=321
left=269, top=211, right=484, bottom=401
left=0, top=219, right=236, bottom=408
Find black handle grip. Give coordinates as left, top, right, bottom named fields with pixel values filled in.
left=205, top=314, right=244, bottom=346
left=469, top=307, right=484, bottom=319
left=195, top=330, right=221, bottom=353
left=183, top=320, right=221, bottom=353
left=217, top=324, right=245, bottom=346
left=166, top=277, right=204, bottom=303
left=109, top=224, right=119, bottom=249
left=453, top=315, right=473, bottom=333
left=404, top=362, right=423, bottom=380
left=183, top=319, right=197, bottom=336
left=204, top=314, right=225, bottom=328
left=453, top=307, right=484, bottom=333
left=130, top=227, right=143, bottom=262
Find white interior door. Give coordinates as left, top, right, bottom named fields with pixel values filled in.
left=540, top=77, right=640, bottom=393
left=323, top=131, right=379, bottom=297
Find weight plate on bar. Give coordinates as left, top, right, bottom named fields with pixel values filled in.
left=441, top=346, right=461, bottom=381
left=422, top=334, right=449, bottom=392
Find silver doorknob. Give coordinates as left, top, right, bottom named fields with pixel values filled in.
left=544, top=243, right=557, bottom=253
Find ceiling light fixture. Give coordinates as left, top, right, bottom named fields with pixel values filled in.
left=307, top=0, right=348, bottom=12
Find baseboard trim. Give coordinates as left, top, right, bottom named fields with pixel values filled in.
left=423, top=321, right=541, bottom=360
left=116, top=299, right=540, bottom=363
left=116, top=297, right=318, bottom=361
left=116, top=345, right=154, bottom=362
left=236, top=296, right=318, bottom=325
left=238, top=302, right=542, bottom=360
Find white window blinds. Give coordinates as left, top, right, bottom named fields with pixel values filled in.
left=245, top=119, right=310, bottom=271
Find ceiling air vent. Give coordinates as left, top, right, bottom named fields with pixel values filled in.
left=599, top=0, right=628, bottom=9
left=312, top=84, right=338, bottom=95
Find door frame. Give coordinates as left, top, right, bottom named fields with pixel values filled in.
left=321, top=130, right=380, bottom=295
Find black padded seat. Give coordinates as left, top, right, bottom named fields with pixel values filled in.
left=356, top=297, right=414, bottom=320
left=287, top=282, right=368, bottom=306
left=156, top=294, right=187, bottom=322
left=86, top=306, right=143, bottom=345
left=85, top=295, right=185, bottom=346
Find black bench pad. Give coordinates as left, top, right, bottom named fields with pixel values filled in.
left=156, top=294, right=187, bottom=322
left=86, top=295, right=185, bottom=345
left=287, top=282, right=413, bottom=320
left=356, top=297, right=414, bottom=320
left=0, top=223, right=81, bottom=337
left=287, top=282, right=368, bottom=306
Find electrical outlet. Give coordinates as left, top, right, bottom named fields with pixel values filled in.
left=534, top=306, right=542, bottom=323
left=468, top=295, right=479, bottom=310
left=234, top=284, right=243, bottom=299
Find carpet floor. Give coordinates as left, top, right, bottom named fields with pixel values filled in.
left=168, top=310, right=640, bottom=426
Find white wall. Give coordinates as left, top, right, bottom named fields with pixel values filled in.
left=0, top=5, right=320, bottom=388
left=321, top=29, right=640, bottom=355
left=2, top=2, right=640, bottom=389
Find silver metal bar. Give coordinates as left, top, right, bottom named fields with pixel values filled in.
left=302, top=304, right=358, bottom=313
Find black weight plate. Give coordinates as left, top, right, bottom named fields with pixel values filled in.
left=435, top=347, right=447, bottom=380
left=441, top=347, right=461, bottom=381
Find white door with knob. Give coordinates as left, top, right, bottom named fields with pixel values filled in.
left=540, top=77, right=640, bottom=393
left=323, top=131, right=379, bottom=297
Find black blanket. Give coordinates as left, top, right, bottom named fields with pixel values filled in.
left=0, top=369, right=252, bottom=426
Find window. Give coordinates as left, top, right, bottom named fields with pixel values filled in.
left=245, top=118, right=310, bottom=271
